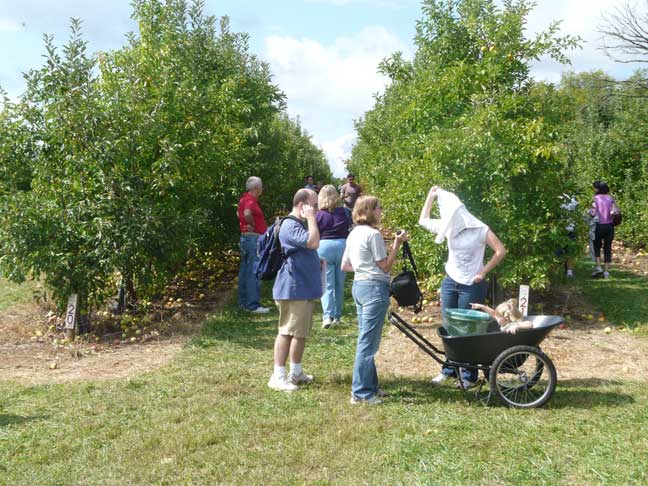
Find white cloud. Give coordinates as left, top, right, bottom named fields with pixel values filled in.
left=264, top=26, right=408, bottom=177
left=319, top=133, right=357, bottom=177
left=265, top=26, right=407, bottom=115
left=526, top=0, right=642, bottom=81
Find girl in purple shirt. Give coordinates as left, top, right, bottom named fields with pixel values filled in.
left=316, top=185, right=352, bottom=328
left=590, top=181, right=615, bottom=278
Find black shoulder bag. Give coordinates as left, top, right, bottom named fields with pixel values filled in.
left=390, top=241, right=423, bottom=314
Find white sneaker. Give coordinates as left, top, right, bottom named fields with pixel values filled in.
left=250, top=306, right=270, bottom=314
left=288, top=371, right=314, bottom=385
left=268, top=374, right=298, bottom=392
left=350, top=395, right=383, bottom=405
left=431, top=373, right=450, bottom=386
left=322, top=317, right=332, bottom=329
left=566, top=269, right=574, bottom=278
left=603, top=271, right=610, bottom=279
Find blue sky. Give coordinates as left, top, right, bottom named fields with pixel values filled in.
left=1, top=0, right=644, bottom=176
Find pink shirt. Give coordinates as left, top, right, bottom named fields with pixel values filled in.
left=592, top=194, right=614, bottom=224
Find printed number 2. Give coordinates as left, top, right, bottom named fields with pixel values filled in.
left=66, top=304, right=75, bottom=324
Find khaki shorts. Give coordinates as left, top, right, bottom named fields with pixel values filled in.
left=275, top=300, right=315, bottom=338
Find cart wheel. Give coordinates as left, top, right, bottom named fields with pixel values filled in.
left=489, top=345, right=557, bottom=409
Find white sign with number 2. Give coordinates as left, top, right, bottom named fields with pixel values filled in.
left=518, top=285, right=529, bottom=317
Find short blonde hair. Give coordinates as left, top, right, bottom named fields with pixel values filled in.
left=352, top=195, right=380, bottom=227
left=318, top=185, right=339, bottom=211
left=495, top=299, right=523, bottom=322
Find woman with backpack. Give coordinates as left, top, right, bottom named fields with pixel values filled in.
left=316, top=185, right=352, bottom=329
left=590, top=181, right=618, bottom=279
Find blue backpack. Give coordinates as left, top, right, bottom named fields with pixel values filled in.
left=254, top=215, right=301, bottom=281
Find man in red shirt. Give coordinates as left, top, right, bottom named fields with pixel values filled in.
left=237, top=176, right=270, bottom=313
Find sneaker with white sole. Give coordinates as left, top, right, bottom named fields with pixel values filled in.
left=431, top=373, right=451, bottom=386
left=592, top=267, right=603, bottom=278
left=268, top=374, right=298, bottom=392
left=287, top=371, right=314, bottom=385
left=322, top=317, right=332, bottom=329
left=250, top=306, right=270, bottom=314
left=603, top=271, right=610, bottom=279
left=350, top=395, right=383, bottom=405
left=456, top=379, right=478, bottom=390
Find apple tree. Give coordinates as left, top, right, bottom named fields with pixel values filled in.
left=348, top=0, right=581, bottom=289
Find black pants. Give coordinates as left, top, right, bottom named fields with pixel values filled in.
left=594, top=223, right=614, bottom=263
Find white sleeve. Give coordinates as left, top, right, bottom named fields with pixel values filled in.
left=419, top=217, right=442, bottom=234
left=370, top=232, right=388, bottom=261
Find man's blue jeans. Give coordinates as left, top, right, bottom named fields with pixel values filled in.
left=440, top=275, right=488, bottom=382
left=317, top=239, right=347, bottom=320
left=238, top=235, right=261, bottom=310
left=351, top=280, right=390, bottom=400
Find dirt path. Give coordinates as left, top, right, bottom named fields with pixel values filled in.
left=0, top=292, right=233, bottom=385
left=2, top=244, right=646, bottom=386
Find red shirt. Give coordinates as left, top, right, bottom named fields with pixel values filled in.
left=238, top=192, right=267, bottom=234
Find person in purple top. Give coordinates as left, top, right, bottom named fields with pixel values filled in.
left=590, top=181, right=616, bottom=279
left=268, top=188, right=322, bottom=393
left=316, top=185, right=352, bottom=329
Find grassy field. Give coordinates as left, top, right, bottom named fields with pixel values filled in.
left=1, top=275, right=647, bottom=485
left=574, top=259, right=648, bottom=335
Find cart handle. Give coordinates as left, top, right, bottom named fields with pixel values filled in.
left=389, top=311, right=447, bottom=366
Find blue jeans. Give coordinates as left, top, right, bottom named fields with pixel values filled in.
left=238, top=235, right=261, bottom=310
left=351, top=280, right=390, bottom=400
left=317, top=239, right=347, bottom=320
left=440, top=275, right=488, bottom=382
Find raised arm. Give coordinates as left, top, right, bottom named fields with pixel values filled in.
left=419, top=186, right=438, bottom=222
left=302, top=204, right=320, bottom=250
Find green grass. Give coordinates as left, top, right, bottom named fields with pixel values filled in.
left=1, top=276, right=648, bottom=484
left=0, top=278, right=40, bottom=312
left=573, top=259, right=648, bottom=335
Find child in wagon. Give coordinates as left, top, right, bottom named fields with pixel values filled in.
left=470, top=299, right=533, bottom=334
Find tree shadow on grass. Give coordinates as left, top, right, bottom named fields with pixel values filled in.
left=192, top=308, right=277, bottom=351
left=374, top=377, right=635, bottom=409
left=0, top=413, right=49, bottom=427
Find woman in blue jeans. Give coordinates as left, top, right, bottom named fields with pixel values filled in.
left=316, top=185, right=352, bottom=328
left=419, top=186, right=507, bottom=388
left=342, top=196, right=408, bottom=404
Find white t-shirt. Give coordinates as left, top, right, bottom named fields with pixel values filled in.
left=342, top=225, right=390, bottom=283
left=420, top=219, right=489, bottom=285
